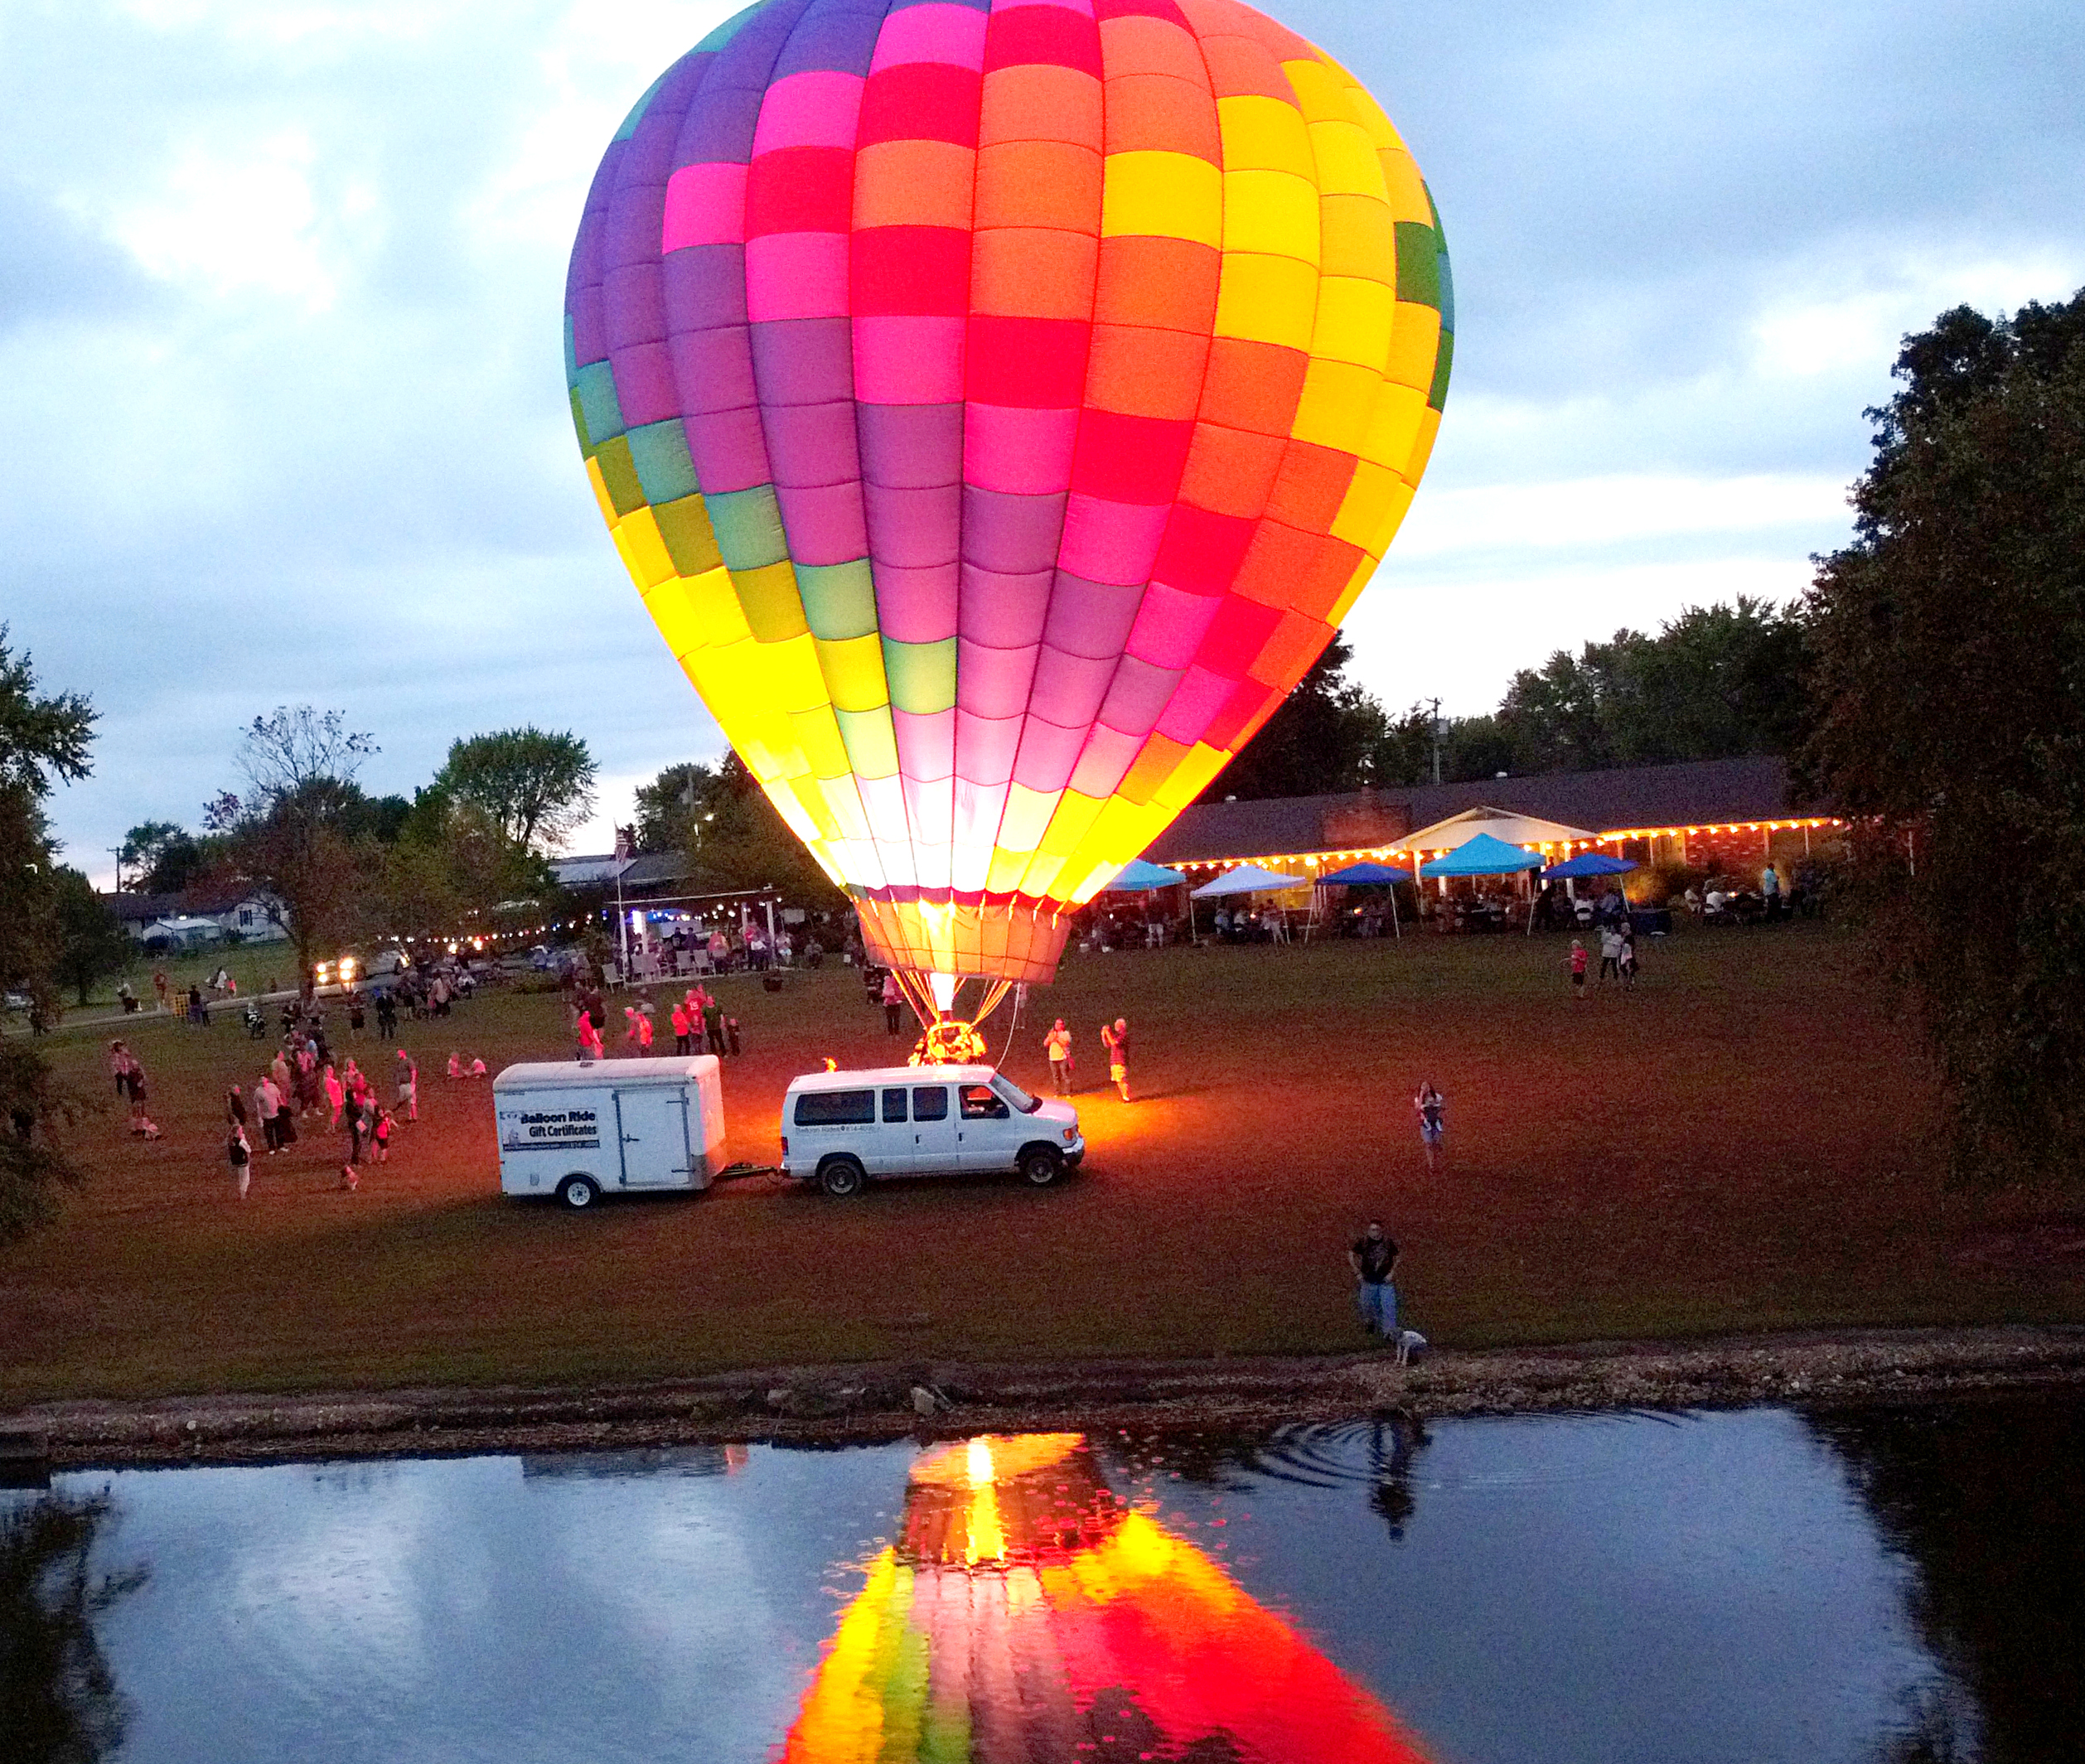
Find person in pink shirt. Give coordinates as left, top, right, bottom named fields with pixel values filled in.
left=323, top=1064, right=345, bottom=1130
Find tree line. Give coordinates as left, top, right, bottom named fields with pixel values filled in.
left=1204, top=596, right=1811, bottom=803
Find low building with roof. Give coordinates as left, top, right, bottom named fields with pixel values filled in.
left=1141, top=756, right=1840, bottom=882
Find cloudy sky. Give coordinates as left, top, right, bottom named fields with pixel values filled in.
left=6, top=0, right=2080, bottom=880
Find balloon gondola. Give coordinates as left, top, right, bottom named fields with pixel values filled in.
left=566, top=0, right=1453, bottom=1038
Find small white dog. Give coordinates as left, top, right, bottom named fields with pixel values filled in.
left=1394, top=1329, right=1428, bottom=1367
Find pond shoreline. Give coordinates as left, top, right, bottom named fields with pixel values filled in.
left=11, top=1324, right=2084, bottom=1470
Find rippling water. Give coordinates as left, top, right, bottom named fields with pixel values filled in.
left=5, top=1399, right=2079, bottom=1762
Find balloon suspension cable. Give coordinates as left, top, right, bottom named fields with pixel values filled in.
left=897, top=972, right=1017, bottom=1066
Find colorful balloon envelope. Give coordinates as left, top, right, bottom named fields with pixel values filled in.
left=566, top=0, right=1452, bottom=988
left=781, top=1433, right=1434, bottom=1762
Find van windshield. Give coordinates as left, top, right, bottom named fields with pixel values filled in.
left=992, top=1075, right=1042, bottom=1114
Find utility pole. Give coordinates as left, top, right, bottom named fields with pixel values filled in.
left=1428, top=698, right=1443, bottom=785
left=108, top=847, right=126, bottom=892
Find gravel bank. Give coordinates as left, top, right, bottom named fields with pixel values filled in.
left=8, top=1325, right=2083, bottom=1472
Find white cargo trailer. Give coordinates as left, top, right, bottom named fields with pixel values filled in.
left=493, top=1057, right=725, bottom=1210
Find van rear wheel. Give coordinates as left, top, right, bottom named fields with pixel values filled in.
left=1019, top=1146, right=1063, bottom=1187
left=557, top=1175, right=599, bottom=1210
left=820, top=1157, right=866, bottom=1198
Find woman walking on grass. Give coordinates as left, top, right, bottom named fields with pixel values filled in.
left=395, top=1049, right=418, bottom=1122
left=227, top=1124, right=252, bottom=1199
left=1414, top=1080, right=1445, bottom=1175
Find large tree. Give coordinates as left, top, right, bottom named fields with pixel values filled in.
left=661, top=753, right=847, bottom=906
left=1495, top=597, right=1810, bottom=774
left=435, top=727, right=597, bottom=851
left=377, top=787, right=554, bottom=943
left=201, top=707, right=384, bottom=974
left=1802, top=289, right=2085, bottom=1187
left=633, top=761, right=716, bottom=853
left=0, top=626, right=96, bottom=1241
left=51, top=868, right=130, bottom=1007
left=115, top=820, right=207, bottom=894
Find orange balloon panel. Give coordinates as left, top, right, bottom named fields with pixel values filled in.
left=567, top=0, right=1452, bottom=983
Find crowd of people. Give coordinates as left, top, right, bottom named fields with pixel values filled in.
left=568, top=983, right=742, bottom=1064
left=105, top=978, right=446, bottom=1200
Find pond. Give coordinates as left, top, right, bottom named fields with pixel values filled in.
left=6, top=1397, right=2080, bottom=1763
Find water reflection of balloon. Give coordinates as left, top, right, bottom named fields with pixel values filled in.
left=780, top=1433, right=1432, bottom=1762
left=566, top=0, right=1453, bottom=1033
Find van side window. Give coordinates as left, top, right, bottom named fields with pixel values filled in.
left=960, top=1084, right=1009, bottom=1120
left=881, top=1087, right=908, bottom=1124
left=794, top=1089, right=876, bottom=1127
left=912, top=1086, right=949, bottom=1121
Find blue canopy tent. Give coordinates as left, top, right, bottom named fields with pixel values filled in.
left=1417, top=833, right=1546, bottom=878
left=1320, top=861, right=1413, bottom=885
left=1419, top=833, right=1546, bottom=935
left=1540, top=848, right=1637, bottom=933
left=1106, top=859, right=1189, bottom=892
left=1540, top=852, right=1637, bottom=880
left=1319, top=859, right=1414, bottom=939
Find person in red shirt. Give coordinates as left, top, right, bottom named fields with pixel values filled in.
left=1100, top=1017, right=1130, bottom=1101
left=1569, top=939, right=1589, bottom=1001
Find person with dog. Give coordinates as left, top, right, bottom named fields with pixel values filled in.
left=1348, top=1220, right=1400, bottom=1342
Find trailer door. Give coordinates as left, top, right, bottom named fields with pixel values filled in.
left=613, top=1085, right=694, bottom=1187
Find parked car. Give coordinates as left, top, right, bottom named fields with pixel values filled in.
left=781, top=1065, right=1084, bottom=1196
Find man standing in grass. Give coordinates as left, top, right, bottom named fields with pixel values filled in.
left=1099, top=1017, right=1130, bottom=1101
left=1349, top=1220, right=1400, bottom=1340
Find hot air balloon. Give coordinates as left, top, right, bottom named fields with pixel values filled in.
left=779, top=1432, right=1434, bottom=1762
left=565, top=0, right=1451, bottom=1037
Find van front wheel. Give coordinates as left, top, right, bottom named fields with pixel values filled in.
left=557, top=1175, right=600, bottom=1211
left=820, top=1157, right=866, bottom=1198
left=1018, top=1146, right=1063, bottom=1187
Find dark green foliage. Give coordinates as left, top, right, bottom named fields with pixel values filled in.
left=115, top=821, right=207, bottom=894
left=1198, top=640, right=1410, bottom=800
left=51, top=868, right=128, bottom=1007
left=0, top=1040, right=85, bottom=1244
left=0, top=1493, right=146, bottom=1762
left=633, top=761, right=715, bottom=853
left=435, top=727, right=597, bottom=850
left=1813, top=1400, right=2085, bottom=1764
left=639, top=754, right=845, bottom=906
left=1496, top=597, right=1812, bottom=773
left=0, top=629, right=95, bottom=1240
left=201, top=708, right=385, bottom=971
left=1802, top=289, right=2085, bottom=1187
left=1199, top=599, right=1811, bottom=803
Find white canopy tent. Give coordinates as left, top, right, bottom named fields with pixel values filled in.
left=1189, top=863, right=1309, bottom=944
left=1189, top=863, right=1309, bottom=897
left=1388, top=805, right=1598, bottom=858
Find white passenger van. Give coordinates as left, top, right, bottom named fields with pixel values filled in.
left=494, top=1056, right=724, bottom=1210
left=781, top=1065, right=1083, bottom=1196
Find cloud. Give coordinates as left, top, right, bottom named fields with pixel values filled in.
left=3, top=0, right=2081, bottom=882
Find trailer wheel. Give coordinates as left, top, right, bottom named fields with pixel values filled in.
left=557, top=1175, right=600, bottom=1211
left=819, top=1157, right=866, bottom=1198
left=1018, top=1145, right=1064, bottom=1187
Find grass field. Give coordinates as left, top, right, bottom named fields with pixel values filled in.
left=3, top=923, right=2081, bottom=1405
